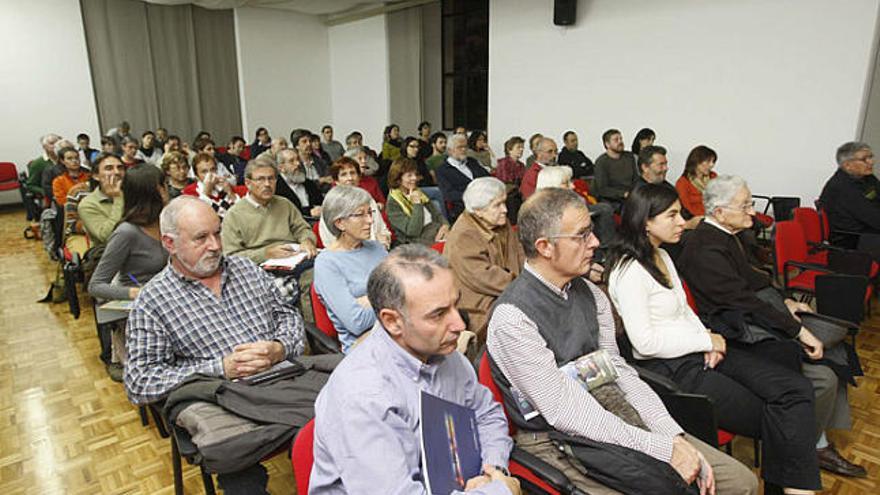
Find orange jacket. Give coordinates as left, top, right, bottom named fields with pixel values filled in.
left=675, top=172, right=716, bottom=217
left=52, top=172, right=91, bottom=206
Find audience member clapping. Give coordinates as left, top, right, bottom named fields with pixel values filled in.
left=314, top=185, right=389, bottom=353
left=445, top=177, right=523, bottom=342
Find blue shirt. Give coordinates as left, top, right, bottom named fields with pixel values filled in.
left=125, top=255, right=304, bottom=405
left=313, top=240, right=388, bottom=352
left=310, top=324, right=513, bottom=495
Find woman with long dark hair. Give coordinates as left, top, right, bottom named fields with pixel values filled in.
left=467, top=129, right=495, bottom=171
left=606, top=184, right=821, bottom=494
left=630, top=127, right=656, bottom=156
left=88, top=165, right=170, bottom=380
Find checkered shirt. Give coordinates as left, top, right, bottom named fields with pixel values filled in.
left=124, top=255, right=304, bottom=405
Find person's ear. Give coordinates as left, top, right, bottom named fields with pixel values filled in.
left=534, top=237, right=554, bottom=259
left=333, top=217, right=346, bottom=234
left=378, top=308, right=404, bottom=337
left=161, top=234, right=176, bottom=254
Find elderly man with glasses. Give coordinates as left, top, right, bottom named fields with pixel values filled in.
left=679, top=175, right=866, bottom=480
left=819, top=141, right=880, bottom=248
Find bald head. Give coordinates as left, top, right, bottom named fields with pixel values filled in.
left=535, top=137, right=558, bottom=166
left=160, top=195, right=217, bottom=237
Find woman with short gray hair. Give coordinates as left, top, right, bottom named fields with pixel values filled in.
left=445, top=176, right=524, bottom=342
left=314, top=185, right=388, bottom=353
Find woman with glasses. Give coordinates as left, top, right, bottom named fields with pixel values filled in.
left=609, top=182, right=824, bottom=494
left=318, top=157, right=391, bottom=248
left=445, top=177, right=524, bottom=343
left=314, top=185, right=389, bottom=353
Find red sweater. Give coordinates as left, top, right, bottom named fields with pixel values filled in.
left=675, top=172, right=717, bottom=217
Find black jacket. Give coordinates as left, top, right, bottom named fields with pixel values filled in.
left=557, top=148, right=594, bottom=178
left=818, top=168, right=880, bottom=248
left=436, top=157, right=490, bottom=222
left=677, top=221, right=801, bottom=337
left=275, top=177, right=324, bottom=218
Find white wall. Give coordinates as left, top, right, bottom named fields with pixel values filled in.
left=328, top=15, right=390, bottom=150
left=0, top=0, right=100, bottom=172
left=421, top=2, right=443, bottom=132
left=235, top=7, right=332, bottom=142
left=488, top=0, right=880, bottom=205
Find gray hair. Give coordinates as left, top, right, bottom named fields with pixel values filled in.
left=836, top=141, right=871, bottom=166
left=448, top=133, right=467, bottom=149
left=367, top=244, right=449, bottom=317
left=518, top=188, right=588, bottom=259
left=536, top=165, right=572, bottom=191
left=321, top=185, right=373, bottom=237
left=41, top=134, right=61, bottom=146
left=54, top=139, right=75, bottom=154
left=120, top=135, right=139, bottom=147
left=703, top=174, right=748, bottom=215
left=463, top=177, right=506, bottom=213
left=159, top=195, right=206, bottom=236
left=245, top=156, right=277, bottom=179
left=344, top=146, right=363, bottom=159
left=275, top=148, right=298, bottom=165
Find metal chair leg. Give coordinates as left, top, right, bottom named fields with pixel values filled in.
left=138, top=405, right=149, bottom=426
left=148, top=404, right=169, bottom=438
left=200, top=466, right=216, bottom=495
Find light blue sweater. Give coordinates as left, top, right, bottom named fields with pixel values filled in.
left=313, top=240, right=388, bottom=352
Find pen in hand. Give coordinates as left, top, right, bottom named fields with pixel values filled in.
left=127, top=273, right=142, bottom=287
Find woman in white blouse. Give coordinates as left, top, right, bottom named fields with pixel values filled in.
left=607, top=183, right=821, bottom=494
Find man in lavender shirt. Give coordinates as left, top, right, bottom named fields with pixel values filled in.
left=310, top=245, right=521, bottom=495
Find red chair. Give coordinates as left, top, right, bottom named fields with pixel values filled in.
left=477, top=354, right=578, bottom=494
left=292, top=419, right=315, bottom=495
left=793, top=207, right=879, bottom=277
left=311, top=284, right=338, bottom=341
left=431, top=241, right=445, bottom=254
left=313, top=222, right=324, bottom=249
left=0, top=162, right=21, bottom=206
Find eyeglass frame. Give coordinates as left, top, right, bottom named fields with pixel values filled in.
left=719, top=199, right=756, bottom=213
left=546, top=224, right=595, bottom=244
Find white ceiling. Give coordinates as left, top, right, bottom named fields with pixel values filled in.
left=143, top=0, right=390, bottom=15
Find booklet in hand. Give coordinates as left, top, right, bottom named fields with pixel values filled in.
left=510, top=348, right=619, bottom=421
left=419, top=390, right=482, bottom=495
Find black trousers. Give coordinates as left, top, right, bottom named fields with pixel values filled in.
left=642, top=345, right=821, bottom=491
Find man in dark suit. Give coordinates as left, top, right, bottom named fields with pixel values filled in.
left=436, top=133, right=490, bottom=222
left=818, top=141, right=880, bottom=248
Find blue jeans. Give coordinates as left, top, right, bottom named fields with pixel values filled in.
left=422, top=186, right=448, bottom=221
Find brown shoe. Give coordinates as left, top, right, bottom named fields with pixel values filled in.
left=817, top=444, right=867, bottom=478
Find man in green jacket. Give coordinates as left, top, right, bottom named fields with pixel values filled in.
left=26, top=133, right=61, bottom=196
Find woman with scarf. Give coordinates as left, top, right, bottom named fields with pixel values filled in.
left=386, top=157, right=448, bottom=246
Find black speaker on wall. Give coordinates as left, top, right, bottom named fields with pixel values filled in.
left=554, top=0, right=577, bottom=26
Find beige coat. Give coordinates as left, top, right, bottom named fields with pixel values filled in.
left=445, top=211, right=524, bottom=342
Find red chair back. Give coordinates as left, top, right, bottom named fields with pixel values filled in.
left=792, top=207, right=822, bottom=245
left=292, top=419, right=315, bottom=495
left=240, top=147, right=252, bottom=161
left=680, top=279, right=698, bottom=313
left=311, top=285, right=338, bottom=340
left=774, top=220, right=809, bottom=275
left=431, top=241, right=445, bottom=254
left=0, top=162, right=17, bottom=183
left=313, top=222, right=324, bottom=249
left=477, top=354, right=560, bottom=495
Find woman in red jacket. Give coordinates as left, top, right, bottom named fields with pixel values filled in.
left=675, top=145, right=718, bottom=217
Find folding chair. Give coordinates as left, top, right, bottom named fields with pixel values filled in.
left=307, top=284, right=342, bottom=354
left=291, top=419, right=315, bottom=495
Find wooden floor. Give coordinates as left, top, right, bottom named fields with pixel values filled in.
left=0, top=204, right=877, bottom=494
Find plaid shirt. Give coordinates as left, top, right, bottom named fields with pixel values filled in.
left=124, top=255, right=304, bottom=405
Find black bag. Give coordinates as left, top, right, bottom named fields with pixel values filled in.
left=548, top=431, right=699, bottom=495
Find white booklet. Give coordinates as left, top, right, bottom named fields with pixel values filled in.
left=260, top=243, right=310, bottom=271
left=511, top=348, right=618, bottom=420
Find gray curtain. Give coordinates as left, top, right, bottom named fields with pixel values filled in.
left=81, top=0, right=242, bottom=142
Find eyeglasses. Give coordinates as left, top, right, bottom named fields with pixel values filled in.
left=345, top=209, right=376, bottom=220
left=853, top=154, right=875, bottom=163
left=548, top=225, right=595, bottom=243
left=721, top=200, right=756, bottom=213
